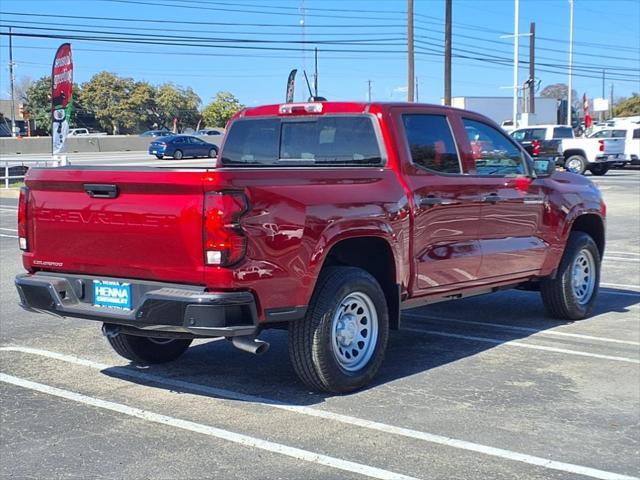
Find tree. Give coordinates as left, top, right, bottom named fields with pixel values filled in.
left=540, top=83, right=578, bottom=102
left=23, top=76, right=84, bottom=134
left=155, top=83, right=201, bottom=130
left=15, top=76, right=33, bottom=103
left=613, top=93, right=640, bottom=117
left=202, top=91, right=244, bottom=128
left=79, top=72, right=140, bottom=134
left=23, top=76, right=51, bottom=134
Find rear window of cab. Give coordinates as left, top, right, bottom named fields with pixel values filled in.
left=220, top=115, right=382, bottom=167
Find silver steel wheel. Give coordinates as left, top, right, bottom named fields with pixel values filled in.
left=566, top=157, right=583, bottom=173
left=331, top=291, right=379, bottom=372
left=571, top=249, right=596, bottom=305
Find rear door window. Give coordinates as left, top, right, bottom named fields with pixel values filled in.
left=552, top=127, right=574, bottom=138
left=221, top=116, right=381, bottom=167
left=402, top=114, right=461, bottom=174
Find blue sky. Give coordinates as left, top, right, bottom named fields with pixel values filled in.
left=1, top=0, right=638, bottom=108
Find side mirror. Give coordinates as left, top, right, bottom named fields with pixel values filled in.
left=533, top=158, right=556, bottom=177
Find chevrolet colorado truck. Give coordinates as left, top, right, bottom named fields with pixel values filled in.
left=15, top=102, right=606, bottom=393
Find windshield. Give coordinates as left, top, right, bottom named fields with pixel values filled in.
left=221, top=115, right=383, bottom=167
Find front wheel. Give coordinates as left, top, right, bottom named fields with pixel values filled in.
left=590, top=164, right=609, bottom=176
left=565, top=155, right=587, bottom=175
left=106, top=332, right=192, bottom=364
left=540, top=232, right=601, bottom=320
left=288, top=266, right=389, bottom=393
left=208, top=147, right=218, bottom=158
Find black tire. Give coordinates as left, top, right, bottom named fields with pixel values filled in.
left=106, top=332, right=192, bottom=364
left=288, top=266, right=389, bottom=393
left=173, top=149, right=183, bottom=160
left=208, top=147, right=218, bottom=158
left=590, top=164, right=609, bottom=176
left=564, top=155, right=587, bottom=175
left=540, top=232, right=601, bottom=320
left=155, top=154, right=163, bottom=159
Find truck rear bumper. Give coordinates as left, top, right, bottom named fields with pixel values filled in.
left=15, top=273, right=258, bottom=337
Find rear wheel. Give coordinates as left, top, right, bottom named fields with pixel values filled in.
left=173, top=149, right=183, bottom=160
left=155, top=154, right=163, bottom=159
left=288, top=266, right=389, bottom=393
left=540, top=232, right=600, bottom=320
left=565, top=155, right=587, bottom=175
left=590, top=164, right=609, bottom=176
left=106, top=332, right=192, bottom=364
left=208, top=147, right=218, bottom=158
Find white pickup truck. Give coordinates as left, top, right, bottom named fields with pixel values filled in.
left=560, top=136, right=626, bottom=176
left=588, top=125, right=640, bottom=166
left=510, top=124, right=625, bottom=175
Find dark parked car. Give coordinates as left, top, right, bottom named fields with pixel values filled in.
left=148, top=135, right=218, bottom=159
left=195, top=128, right=224, bottom=137
left=140, top=129, right=172, bottom=137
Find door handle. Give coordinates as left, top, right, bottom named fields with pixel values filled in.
left=482, top=193, right=503, bottom=203
left=84, top=184, right=119, bottom=199
left=418, top=196, right=459, bottom=207
left=419, top=196, right=444, bottom=207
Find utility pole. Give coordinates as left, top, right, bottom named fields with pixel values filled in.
left=600, top=69, right=605, bottom=122
left=528, top=22, right=535, bottom=114
left=407, top=0, right=414, bottom=102
left=415, top=76, right=419, bottom=102
left=367, top=80, right=372, bottom=102
left=314, top=47, right=318, bottom=97
left=444, top=0, right=452, bottom=105
left=609, top=83, right=614, bottom=119
left=512, top=0, right=519, bottom=127
left=567, top=0, right=574, bottom=126
left=8, top=26, right=17, bottom=137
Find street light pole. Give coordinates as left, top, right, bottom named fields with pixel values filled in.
left=407, top=0, right=414, bottom=102
left=8, top=26, right=17, bottom=137
left=512, top=0, right=519, bottom=127
left=567, top=0, right=574, bottom=126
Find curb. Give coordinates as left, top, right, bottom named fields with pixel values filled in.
left=0, top=189, right=20, bottom=199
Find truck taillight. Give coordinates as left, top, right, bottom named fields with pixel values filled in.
left=204, top=192, right=248, bottom=266
left=532, top=139, right=541, bottom=156
left=598, top=140, right=604, bottom=152
left=17, top=186, right=29, bottom=251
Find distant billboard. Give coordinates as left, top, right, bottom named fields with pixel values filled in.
left=593, top=98, right=609, bottom=112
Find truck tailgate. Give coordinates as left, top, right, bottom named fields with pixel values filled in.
left=603, top=138, right=625, bottom=155
left=24, top=168, right=207, bottom=285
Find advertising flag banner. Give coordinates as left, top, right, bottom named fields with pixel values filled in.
left=286, top=69, right=297, bottom=103
left=51, top=43, right=73, bottom=154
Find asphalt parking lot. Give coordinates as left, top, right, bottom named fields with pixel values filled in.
left=0, top=166, right=638, bottom=480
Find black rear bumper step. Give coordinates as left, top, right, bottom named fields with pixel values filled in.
left=15, top=273, right=258, bottom=337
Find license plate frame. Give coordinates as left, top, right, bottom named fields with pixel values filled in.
left=93, top=280, right=132, bottom=310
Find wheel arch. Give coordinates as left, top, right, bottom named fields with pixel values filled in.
left=318, top=236, right=400, bottom=330
left=568, top=213, right=605, bottom=258
left=563, top=149, right=587, bottom=161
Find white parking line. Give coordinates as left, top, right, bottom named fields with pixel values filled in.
left=401, top=328, right=640, bottom=364
left=0, top=373, right=417, bottom=480
left=602, top=283, right=640, bottom=292
left=604, top=256, right=640, bottom=263
left=402, top=313, right=640, bottom=346
left=0, top=233, right=18, bottom=239
left=606, top=251, right=640, bottom=257
left=1, top=346, right=637, bottom=480
left=0, top=227, right=18, bottom=232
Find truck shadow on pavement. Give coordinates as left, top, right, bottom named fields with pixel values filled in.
left=101, top=288, right=639, bottom=405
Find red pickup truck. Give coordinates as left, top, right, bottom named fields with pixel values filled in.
left=15, top=101, right=606, bottom=393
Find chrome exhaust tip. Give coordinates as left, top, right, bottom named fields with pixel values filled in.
left=231, top=336, right=270, bottom=355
